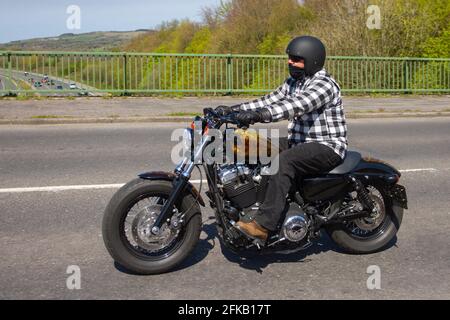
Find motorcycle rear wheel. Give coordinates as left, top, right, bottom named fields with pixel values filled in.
left=102, top=178, right=202, bottom=275
left=326, top=184, right=404, bottom=254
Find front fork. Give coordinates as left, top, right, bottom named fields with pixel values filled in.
left=151, top=136, right=210, bottom=235
left=151, top=174, right=190, bottom=235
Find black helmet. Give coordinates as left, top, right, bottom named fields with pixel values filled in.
left=286, top=36, right=326, bottom=76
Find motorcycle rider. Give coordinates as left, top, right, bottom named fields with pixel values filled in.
left=214, top=36, right=348, bottom=242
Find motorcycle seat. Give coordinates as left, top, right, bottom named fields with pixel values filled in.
left=273, top=139, right=362, bottom=175
left=327, top=151, right=362, bottom=174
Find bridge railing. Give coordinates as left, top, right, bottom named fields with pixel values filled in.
left=0, top=51, right=449, bottom=95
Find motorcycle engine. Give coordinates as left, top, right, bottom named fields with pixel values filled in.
left=218, top=164, right=265, bottom=209
left=218, top=164, right=310, bottom=243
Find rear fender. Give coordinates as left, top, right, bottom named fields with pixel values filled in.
left=351, top=157, right=407, bottom=209
left=138, top=171, right=205, bottom=207
left=351, top=157, right=401, bottom=184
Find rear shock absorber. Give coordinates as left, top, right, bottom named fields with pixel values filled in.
left=351, top=177, right=376, bottom=213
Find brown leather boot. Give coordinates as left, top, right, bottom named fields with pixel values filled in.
left=235, top=220, right=269, bottom=241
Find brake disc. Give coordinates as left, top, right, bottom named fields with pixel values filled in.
left=130, top=204, right=180, bottom=253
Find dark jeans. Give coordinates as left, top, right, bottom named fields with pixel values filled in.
left=255, top=140, right=343, bottom=231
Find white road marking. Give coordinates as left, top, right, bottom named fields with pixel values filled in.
left=0, top=184, right=125, bottom=193
left=0, top=169, right=440, bottom=193
left=0, top=180, right=207, bottom=193
left=190, top=180, right=206, bottom=184
left=10, top=78, right=18, bottom=89
left=399, top=168, right=437, bottom=173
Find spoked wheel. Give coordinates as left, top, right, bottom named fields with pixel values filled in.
left=344, top=186, right=388, bottom=239
left=102, top=179, right=202, bottom=274
left=123, top=196, right=183, bottom=259
left=326, top=184, right=404, bottom=254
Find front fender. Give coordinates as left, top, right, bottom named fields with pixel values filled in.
left=138, top=171, right=206, bottom=207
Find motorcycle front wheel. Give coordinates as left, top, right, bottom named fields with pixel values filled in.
left=102, top=178, right=202, bottom=275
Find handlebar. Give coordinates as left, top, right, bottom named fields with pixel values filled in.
left=202, top=108, right=246, bottom=129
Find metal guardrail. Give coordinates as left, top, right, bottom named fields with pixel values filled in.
left=0, top=51, right=449, bottom=95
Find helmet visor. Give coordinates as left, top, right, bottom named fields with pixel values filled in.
left=288, top=55, right=304, bottom=63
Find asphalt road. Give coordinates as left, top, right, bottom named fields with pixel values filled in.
left=0, top=69, right=85, bottom=96
left=0, top=73, right=16, bottom=91
left=1, top=118, right=449, bottom=299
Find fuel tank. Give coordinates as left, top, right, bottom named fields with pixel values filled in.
left=228, top=129, right=277, bottom=161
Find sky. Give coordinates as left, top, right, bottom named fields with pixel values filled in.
left=0, top=0, right=222, bottom=43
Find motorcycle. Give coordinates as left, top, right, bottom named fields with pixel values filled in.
left=102, top=108, right=408, bottom=275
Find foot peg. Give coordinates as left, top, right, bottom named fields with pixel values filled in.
left=252, top=238, right=265, bottom=250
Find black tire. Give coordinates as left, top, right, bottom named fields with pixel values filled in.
left=102, top=178, right=202, bottom=275
left=326, top=185, right=404, bottom=254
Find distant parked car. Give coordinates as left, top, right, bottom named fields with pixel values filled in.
left=56, top=85, right=63, bottom=90
left=24, top=72, right=29, bottom=76
left=34, top=82, right=42, bottom=87
left=69, top=83, right=77, bottom=89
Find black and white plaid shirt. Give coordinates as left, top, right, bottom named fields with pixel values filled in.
left=239, top=69, right=348, bottom=159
